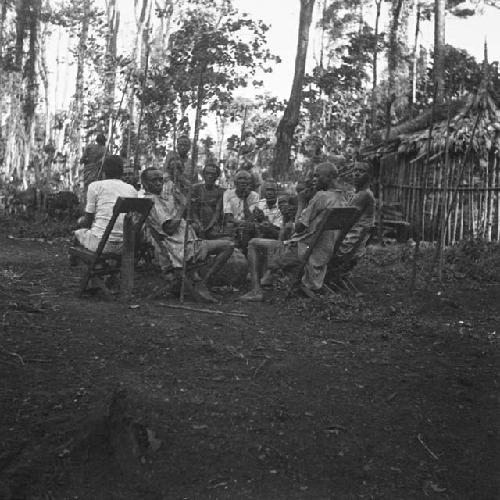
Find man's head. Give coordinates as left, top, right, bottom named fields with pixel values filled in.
left=141, top=167, right=163, bottom=195
left=166, top=155, right=184, bottom=182
left=122, top=166, right=136, bottom=185
left=234, top=170, right=252, bottom=198
left=241, top=159, right=253, bottom=172
left=312, top=162, right=338, bottom=191
left=296, top=176, right=315, bottom=203
left=176, top=135, right=191, bottom=157
left=263, top=179, right=278, bottom=206
left=203, top=161, right=221, bottom=188
left=96, top=133, right=106, bottom=146
left=103, top=155, right=124, bottom=179
left=354, top=171, right=371, bottom=191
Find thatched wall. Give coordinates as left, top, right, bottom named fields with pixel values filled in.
left=373, top=90, right=500, bottom=243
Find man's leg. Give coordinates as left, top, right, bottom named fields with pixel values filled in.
left=194, top=239, right=235, bottom=302
left=240, top=238, right=280, bottom=302
left=200, top=239, right=235, bottom=283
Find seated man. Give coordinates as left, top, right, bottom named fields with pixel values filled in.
left=141, top=167, right=234, bottom=303
left=327, top=171, right=375, bottom=280
left=240, top=162, right=344, bottom=301
left=294, top=176, right=315, bottom=222
left=191, top=161, right=225, bottom=239
left=253, top=180, right=282, bottom=240
left=222, top=169, right=260, bottom=252
left=222, top=169, right=259, bottom=223
left=74, top=155, right=138, bottom=253
left=278, top=195, right=298, bottom=241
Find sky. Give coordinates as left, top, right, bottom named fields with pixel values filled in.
left=230, top=0, right=500, bottom=99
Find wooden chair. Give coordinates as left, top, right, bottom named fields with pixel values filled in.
left=290, top=206, right=361, bottom=293
left=69, top=197, right=153, bottom=298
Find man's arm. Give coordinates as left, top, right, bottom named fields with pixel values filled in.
left=295, top=192, right=320, bottom=234
left=206, top=194, right=224, bottom=231
left=351, top=191, right=370, bottom=214
left=79, top=183, right=97, bottom=227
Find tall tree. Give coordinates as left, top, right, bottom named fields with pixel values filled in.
left=370, top=0, right=382, bottom=134
left=69, top=0, right=91, bottom=186
left=273, top=0, right=315, bottom=179
left=409, top=0, right=421, bottom=109
left=139, top=0, right=274, bottom=169
left=23, top=0, right=41, bottom=181
left=103, top=0, right=120, bottom=148
left=385, top=0, right=404, bottom=140
left=433, top=0, right=445, bottom=102
left=3, top=0, right=29, bottom=181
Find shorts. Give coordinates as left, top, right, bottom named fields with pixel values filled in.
left=74, top=228, right=123, bottom=253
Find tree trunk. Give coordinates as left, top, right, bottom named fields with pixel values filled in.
left=272, top=0, right=315, bottom=179
left=0, top=0, right=7, bottom=60
left=4, top=0, right=27, bottom=181
left=24, top=0, right=41, bottom=183
left=433, top=0, right=445, bottom=103
left=385, top=0, right=404, bottom=141
left=39, top=27, right=51, bottom=146
left=70, top=0, right=90, bottom=187
left=409, top=0, right=421, bottom=111
left=0, top=0, right=9, bottom=140
left=104, top=0, right=120, bottom=148
left=128, top=0, right=151, bottom=161
left=370, top=0, right=382, bottom=136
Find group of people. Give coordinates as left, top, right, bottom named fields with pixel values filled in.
left=74, top=133, right=375, bottom=303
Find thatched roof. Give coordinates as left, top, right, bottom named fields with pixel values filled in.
left=362, top=86, right=500, bottom=161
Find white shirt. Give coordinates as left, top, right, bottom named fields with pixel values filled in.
left=223, top=189, right=259, bottom=222
left=85, top=179, right=138, bottom=242
left=256, top=199, right=282, bottom=227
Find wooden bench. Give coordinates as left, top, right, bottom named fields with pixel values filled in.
left=69, top=197, right=153, bottom=298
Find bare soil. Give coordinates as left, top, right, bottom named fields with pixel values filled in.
left=0, top=229, right=498, bottom=499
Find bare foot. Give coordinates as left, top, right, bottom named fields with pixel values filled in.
left=193, top=283, right=218, bottom=303
left=240, top=290, right=264, bottom=302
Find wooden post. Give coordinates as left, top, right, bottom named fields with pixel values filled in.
left=120, top=213, right=135, bottom=301
left=497, top=157, right=500, bottom=240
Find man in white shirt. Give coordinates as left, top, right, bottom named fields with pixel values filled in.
left=222, top=170, right=259, bottom=224
left=254, top=179, right=282, bottom=239
left=74, top=155, right=138, bottom=253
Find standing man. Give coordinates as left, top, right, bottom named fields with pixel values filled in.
left=80, top=133, right=107, bottom=194
left=191, top=161, right=225, bottom=239
left=164, top=135, right=193, bottom=182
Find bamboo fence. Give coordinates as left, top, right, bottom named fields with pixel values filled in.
left=380, top=150, right=500, bottom=244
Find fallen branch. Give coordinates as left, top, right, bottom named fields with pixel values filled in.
left=417, top=433, right=439, bottom=460
left=157, top=303, right=248, bottom=318
left=0, top=346, right=24, bottom=365
left=253, top=358, right=270, bottom=378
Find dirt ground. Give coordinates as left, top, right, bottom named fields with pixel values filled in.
left=0, top=226, right=499, bottom=499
